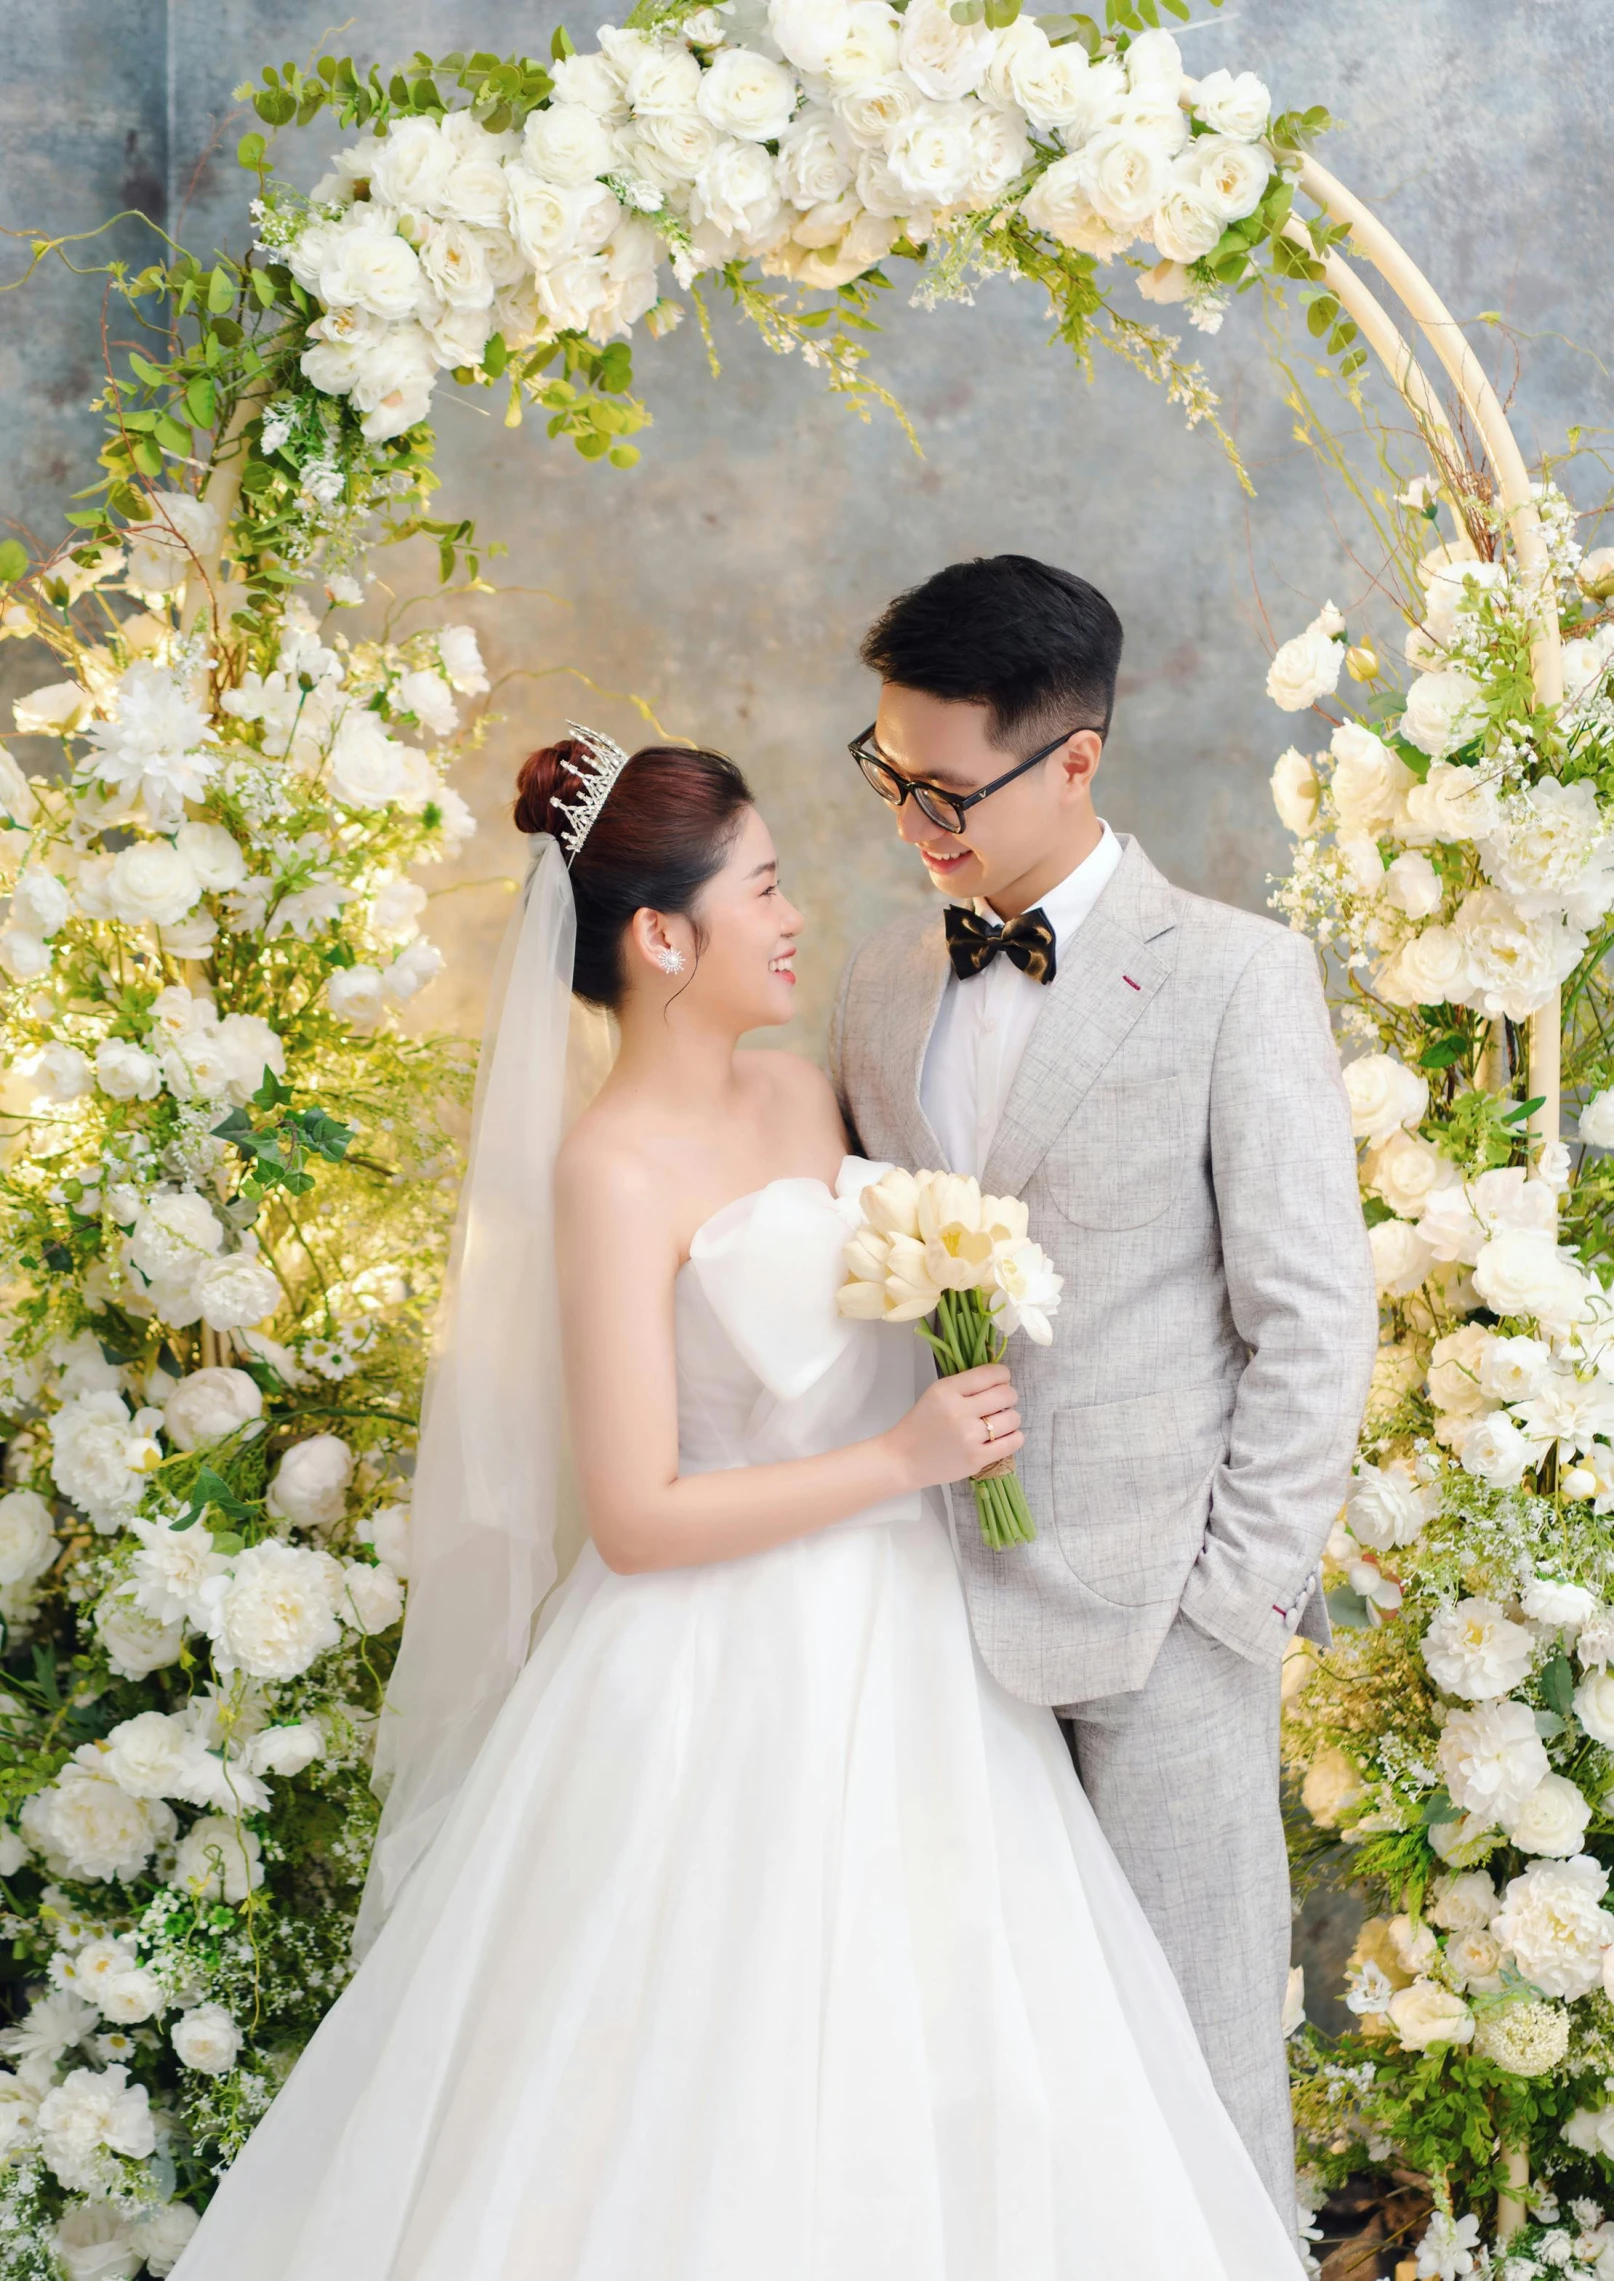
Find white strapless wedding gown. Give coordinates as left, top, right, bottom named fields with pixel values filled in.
left=174, top=1160, right=1302, bottom=2281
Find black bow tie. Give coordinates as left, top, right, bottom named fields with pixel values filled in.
left=944, top=904, right=1057, bottom=986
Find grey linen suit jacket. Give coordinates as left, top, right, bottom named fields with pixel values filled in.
left=828, top=835, right=1378, bottom=1708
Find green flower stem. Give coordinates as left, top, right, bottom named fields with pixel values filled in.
left=918, top=1290, right=1037, bottom=1550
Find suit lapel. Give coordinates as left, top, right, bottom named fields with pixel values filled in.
left=981, top=837, right=1178, bottom=1200
left=881, top=915, right=953, bottom=1172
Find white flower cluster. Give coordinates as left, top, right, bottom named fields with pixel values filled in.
left=274, top=16, right=1276, bottom=439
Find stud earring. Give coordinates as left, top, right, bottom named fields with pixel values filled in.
left=657, top=946, right=686, bottom=975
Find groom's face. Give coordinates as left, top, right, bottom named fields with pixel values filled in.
left=869, top=685, right=1098, bottom=909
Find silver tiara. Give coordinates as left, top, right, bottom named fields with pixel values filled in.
left=552, top=720, right=632, bottom=863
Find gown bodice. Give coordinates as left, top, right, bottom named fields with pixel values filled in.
left=673, top=1156, right=925, bottom=1532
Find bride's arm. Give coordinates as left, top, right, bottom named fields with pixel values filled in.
left=556, top=1158, right=1020, bottom=1575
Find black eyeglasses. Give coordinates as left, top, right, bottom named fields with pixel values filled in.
left=848, top=724, right=1097, bottom=836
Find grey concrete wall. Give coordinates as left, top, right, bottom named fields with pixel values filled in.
left=4, top=0, right=1612, bottom=1049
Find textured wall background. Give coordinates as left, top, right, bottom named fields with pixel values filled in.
left=5, top=0, right=1613, bottom=1046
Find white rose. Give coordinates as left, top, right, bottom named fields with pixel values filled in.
left=1191, top=66, right=1270, bottom=140
left=1379, top=922, right=1471, bottom=1010
left=834, top=72, right=920, bottom=151
left=0, top=1488, right=54, bottom=1587
left=97, top=1967, right=163, bottom=2026
left=768, top=0, right=851, bottom=74
left=51, top=2204, right=139, bottom=2281
left=1191, top=131, right=1272, bottom=223
left=370, top=877, right=428, bottom=942
left=1369, top=1130, right=1457, bottom=1219
left=101, top=1709, right=206, bottom=1801
left=1492, top=1853, right=1614, bottom=1999
left=197, top=1541, right=343, bottom=1681
left=122, top=492, right=220, bottom=594
left=171, top=2002, right=241, bottom=2076
left=436, top=623, right=488, bottom=695
left=539, top=252, right=618, bottom=335
left=1459, top=1410, right=1534, bottom=1489
left=696, top=46, right=798, bottom=141
left=968, top=106, right=1030, bottom=205
left=417, top=219, right=495, bottom=312
left=266, top=1434, right=354, bottom=1531
left=898, top=0, right=995, bottom=100
left=1270, top=747, right=1320, bottom=836
left=1581, top=1089, right=1614, bottom=1149
left=1386, top=1978, right=1474, bottom=2052
left=778, top=111, right=855, bottom=208
left=1383, top=850, right=1443, bottom=920
left=983, top=18, right=1090, bottom=132
left=1422, top=1596, right=1536, bottom=1700
left=342, top=326, right=437, bottom=442
left=368, top=114, right=457, bottom=212
left=328, top=710, right=408, bottom=809
left=162, top=1366, right=262, bottom=1453
left=383, top=938, right=446, bottom=1004
left=692, top=139, right=784, bottom=241
left=1343, top=1052, right=1428, bottom=1146
left=887, top=101, right=977, bottom=207
left=1300, top=1745, right=1364, bottom=1828
left=1329, top=720, right=1413, bottom=831
left=29, top=1042, right=91, bottom=1103
left=20, top=1762, right=174, bottom=1883
left=106, top=840, right=201, bottom=930
left=169, top=1815, right=264, bottom=1903
left=1429, top=1870, right=1499, bottom=1935
left=1455, top=886, right=1583, bottom=1022
left=1575, top=1668, right=1614, bottom=1748
left=327, top=963, right=388, bottom=1029
left=821, top=3, right=903, bottom=89
left=1266, top=610, right=1344, bottom=711
left=1522, top=1575, right=1598, bottom=1632
left=128, top=2203, right=199, bottom=2278
left=1426, top=1324, right=1495, bottom=1422
left=1439, top=1698, right=1549, bottom=1824
left=363, top=1501, right=412, bottom=1576
left=1401, top=758, right=1503, bottom=845
left=318, top=213, right=425, bottom=322
left=1081, top=123, right=1175, bottom=231
left=1121, top=26, right=1183, bottom=94
left=1370, top=1217, right=1434, bottom=1299
left=129, top=1190, right=223, bottom=1284
left=336, top=1559, right=406, bottom=1635
left=173, top=820, right=246, bottom=892
left=0, top=926, right=50, bottom=981
left=1474, top=1228, right=1591, bottom=1334
left=1402, top=665, right=1486, bottom=760
left=94, top=1038, right=161, bottom=1102
left=97, top=1591, right=186, bottom=1680
left=1344, top=1459, right=1435, bottom=1553
left=523, top=102, right=618, bottom=185
left=623, top=42, right=702, bottom=116
left=1507, top=1771, right=1593, bottom=1858
left=194, top=1251, right=281, bottom=1332
left=1149, top=174, right=1221, bottom=264
left=14, top=680, right=90, bottom=735
left=10, top=869, right=70, bottom=936
left=247, top=1721, right=325, bottom=1778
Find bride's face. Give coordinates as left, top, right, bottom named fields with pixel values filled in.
left=635, top=805, right=802, bottom=1029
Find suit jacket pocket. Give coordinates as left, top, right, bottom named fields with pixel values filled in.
left=1050, top=1381, right=1231, bottom=1606
left=1041, top=1075, right=1184, bottom=1230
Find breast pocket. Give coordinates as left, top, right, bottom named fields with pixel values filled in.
left=1050, top=1381, right=1231, bottom=1605
left=1042, top=1074, right=1184, bottom=1231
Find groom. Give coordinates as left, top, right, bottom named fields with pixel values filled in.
left=828, top=554, right=1377, bottom=2228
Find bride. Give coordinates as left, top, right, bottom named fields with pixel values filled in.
left=173, top=730, right=1304, bottom=2280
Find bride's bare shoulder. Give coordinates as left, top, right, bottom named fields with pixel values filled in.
left=744, top=1049, right=842, bottom=1128
left=554, top=1104, right=664, bottom=1228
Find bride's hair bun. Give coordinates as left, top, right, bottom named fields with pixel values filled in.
left=512, top=737, right=753, bottom=1010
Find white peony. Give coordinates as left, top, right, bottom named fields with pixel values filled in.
left=1437, top=1697, right=1549, bottom=1824
left=162, top=1366, right=263, bottom=1452
left=1269, top=747, right=1319, bottom=836
left=1401, top=758, right=1503, bottom=846
left=1458, top=1409, right=1534, bottom=1490
left=170, top=2002, right=241, bottom=2076
left=0, top=1489, right=55, bottom=1586
left=28, top=1041, right=91, bottom=1103
left=49, top=1391, right=149, bottom=1531
left=1507, top=1771, right=1592, bottom=1858
left=1383, top=850, right=1444, bottom=920
left=1455, top=886, right=1584, bottom=1021
left=20, top=1760, right=175, bottom=1884
left=174, top=819, right=247, bottom=892
left=266, top=1434, right=354, bottom=1530
left=1344, top=1459, right=1435, bottom=1552
left=129, top=1190, right=223, bottom=1284
left=697, top=46, right=798, bottom=141
left=194, top=1251, right=282, bottom=1333
left=898, top=0, right=995, bottom=100
left=1421, top=1597, right=1536, bottom=1700
left=363, top=1501, right=412, bottom=1576
left=335, top=1559, right=406, bottom=1635
left=1342, top=1052, right=1428, bottom=1147
left=1491, top=1853, right=1614, bottom=1999
left=1369, top=1131, right=1458, bottom=1221
left=383, top=938, right=446, bottom=1004
left=1266, top=607, right=1344, bottom=711
left=37, top=2063, right=155, bottom=2191
left=196, top=1542, right=344, bottom=1680
left=100, top=1710, right=211, bottom=1802
left=168, top=1816, right=264, bottom=1904
left=247, top=1721, right=325, bottom=1778
left=1401, top=665, right=1486, bottom=759
left=327, top=709, right=409, bottom=809
left=125, top=1513, right=228, bottom=1629
left=1523, top=1575, right=1599, bottom=1632
left=1300, top=1746, right=1365, bottom=1828
left=105, top=839, right=202, bottom=932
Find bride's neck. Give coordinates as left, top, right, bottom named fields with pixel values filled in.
left=610, top=993, right=747, bottom=1111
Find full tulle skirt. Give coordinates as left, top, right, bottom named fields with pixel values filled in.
left=174, top=1507, right=1301, bottom=2280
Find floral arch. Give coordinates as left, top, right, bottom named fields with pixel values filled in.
left=0, top=3, right=1610, bottom=2273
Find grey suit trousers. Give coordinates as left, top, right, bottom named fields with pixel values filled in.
left=1058, top=1610, right=1296, bottom=2231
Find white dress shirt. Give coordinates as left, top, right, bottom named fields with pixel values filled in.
left=919, top=822, right=1123, bottom=1178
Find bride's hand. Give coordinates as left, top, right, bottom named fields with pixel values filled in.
left=886, top=1364, right=1024, bottom=1490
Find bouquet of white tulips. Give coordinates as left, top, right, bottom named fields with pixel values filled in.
left=836, top=1167, right=1062, bottom=1549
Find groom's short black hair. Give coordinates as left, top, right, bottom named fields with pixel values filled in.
left=860, top=555, right=1124, bottom=749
